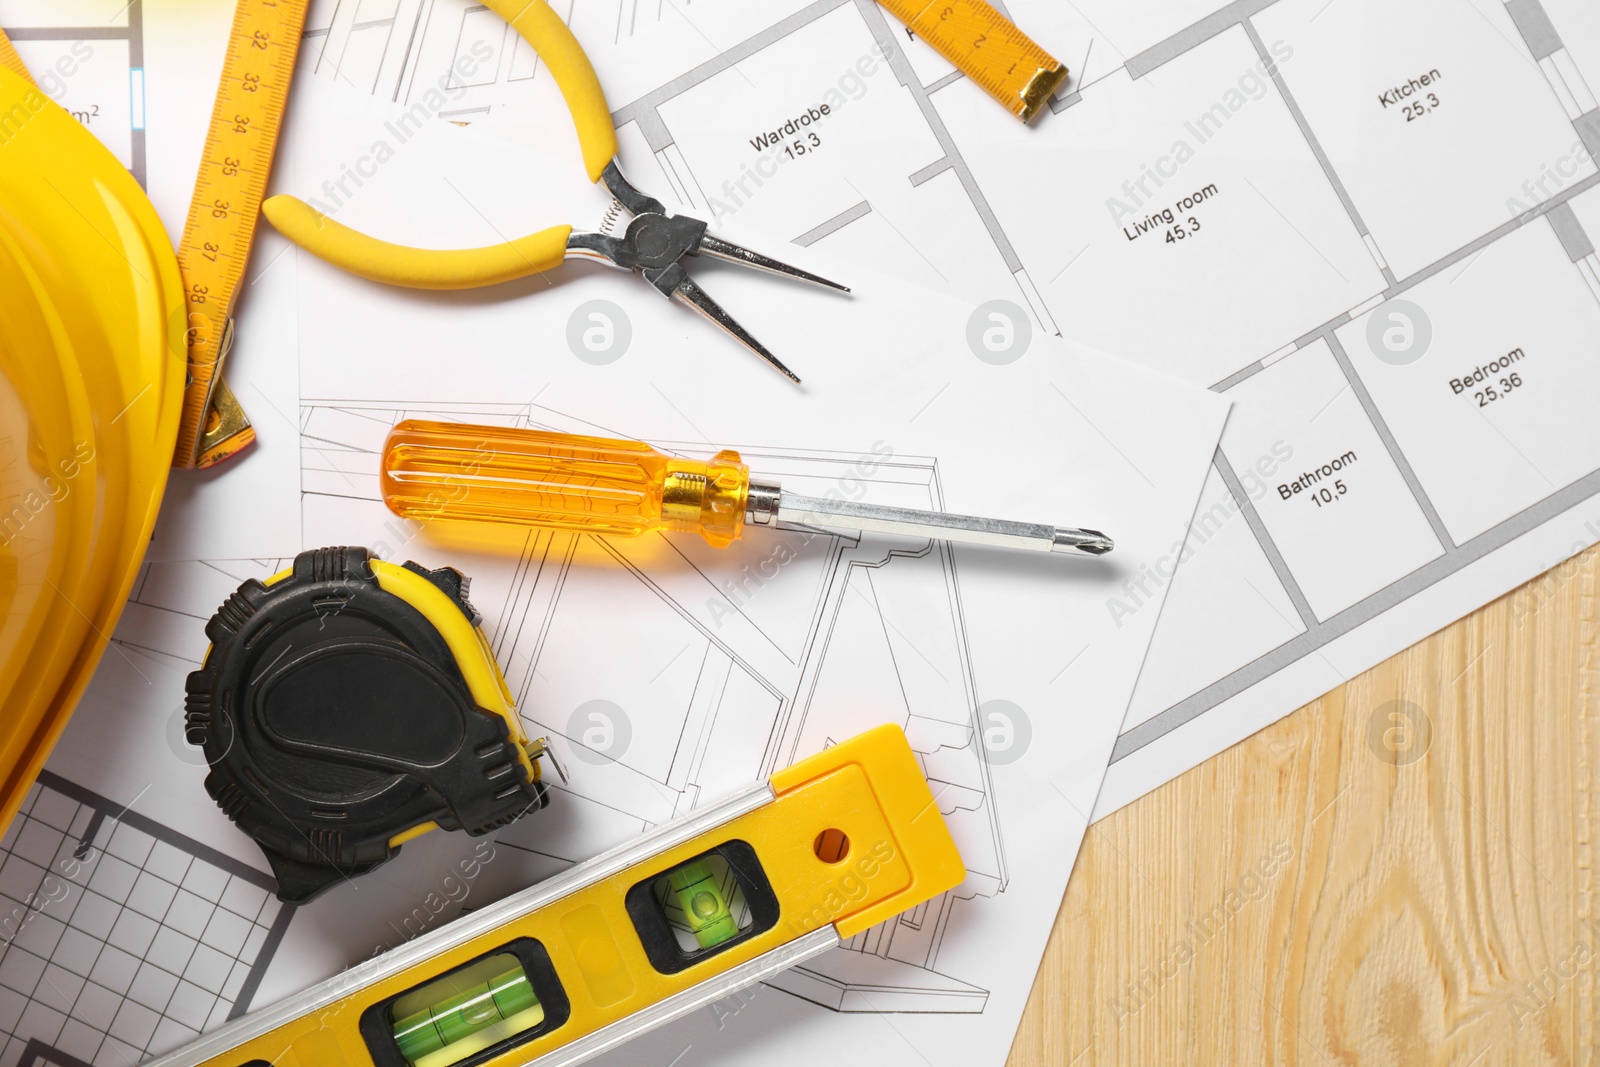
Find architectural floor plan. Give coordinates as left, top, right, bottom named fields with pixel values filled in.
left=30, top=0, right=1600, bottom=836
left=426, top=0, right=1600, bottom=816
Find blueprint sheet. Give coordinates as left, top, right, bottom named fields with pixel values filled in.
left=0, top=60, right=1228, bottom=1067
left=378, top=0, right=1600, bottom=816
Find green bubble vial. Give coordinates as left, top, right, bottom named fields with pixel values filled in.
left=389, top=954, right=545, bottom=1067
left=663, top=858, right=740, bottom=950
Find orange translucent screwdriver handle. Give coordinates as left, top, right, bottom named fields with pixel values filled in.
left=381, top=420, right=753, bottom=546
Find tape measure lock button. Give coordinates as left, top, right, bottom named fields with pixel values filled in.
left=185, top=546, right=551, bottom=904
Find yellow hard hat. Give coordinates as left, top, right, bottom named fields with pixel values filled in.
left=0, top=61, right=186, bottom=828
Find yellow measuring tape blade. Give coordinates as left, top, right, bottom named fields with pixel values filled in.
left=881, top=0, right=1067, bottom=122
left=0, top=28, right=29, bottom=83
left=173, top=0, right=307, bottom=469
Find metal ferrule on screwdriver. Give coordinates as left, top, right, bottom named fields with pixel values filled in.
left=381, top=420, right=1113, bottom=557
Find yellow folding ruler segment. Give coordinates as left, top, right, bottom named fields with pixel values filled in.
left=173, top=0, right=307, bottom=469
left=881, top=0, right=1068, bottom=122
left=0, top=27, right=28, bottom=82
left=144, top=725, right=965, bottom=1067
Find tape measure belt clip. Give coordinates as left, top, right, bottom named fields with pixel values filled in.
left=185, top=547, right=550, bottom=904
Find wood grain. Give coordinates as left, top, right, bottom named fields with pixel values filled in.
left=1009, top=545, right=1600, bottom=1065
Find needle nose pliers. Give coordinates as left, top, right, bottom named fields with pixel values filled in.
left=262, top=0, right=847, bottom=383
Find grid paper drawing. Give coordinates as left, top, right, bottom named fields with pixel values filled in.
left=0, top=773, right=293, bottom=1067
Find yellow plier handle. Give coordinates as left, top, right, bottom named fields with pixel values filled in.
left=261, top=0, right=617, bottom=289
left=265, top=200, right=576, bottom=288
left=495, top=0, right=617, bottom=182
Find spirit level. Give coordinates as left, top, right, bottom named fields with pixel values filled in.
left=878, top=0, right=1068, bottom=122
left=172, top=0, right=308, bottom=468
left=147, top=724, right=964, bottom=1067
left=186, top=547, right=556, bottom=904
left=380, top=421, right=1113, bottom=556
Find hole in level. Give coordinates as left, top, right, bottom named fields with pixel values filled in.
left=813, top=828, right=850, bottom=864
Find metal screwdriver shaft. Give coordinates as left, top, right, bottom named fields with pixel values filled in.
left=381, top=421, right=1113, bottom=557
left=744, top=484, right=1112, bottom=556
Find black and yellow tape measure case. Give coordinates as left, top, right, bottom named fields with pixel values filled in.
left=185, top=547, right=550, bottom=904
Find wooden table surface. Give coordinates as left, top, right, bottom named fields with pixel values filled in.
left=1008, top=546, right=1599, bottom=1065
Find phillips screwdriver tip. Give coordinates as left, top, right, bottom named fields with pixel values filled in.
left=1052, top=529, right=1114, bottom=555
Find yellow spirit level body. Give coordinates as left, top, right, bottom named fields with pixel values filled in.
left=148, top=725, right=964, bottom=1067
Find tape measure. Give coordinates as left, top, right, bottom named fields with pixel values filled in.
left=185, top=547, right=556, bottom=904
left=173, top=0, right=308, bottom=469
left=147, top=723, right=964, bottom=1067
left=881, top=0, right=1068, bottom=122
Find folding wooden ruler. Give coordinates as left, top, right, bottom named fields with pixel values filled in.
left=0, top=27, right=27, bottom=81
left=880, top=0, right=1069, bottom=122
left=172, top=0, right=307, bottom=468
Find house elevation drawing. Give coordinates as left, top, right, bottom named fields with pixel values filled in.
left=85, top=150, right=1230, bottom=1064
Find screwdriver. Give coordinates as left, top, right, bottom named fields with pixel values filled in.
left=380, top=420, right=1113, bottom=556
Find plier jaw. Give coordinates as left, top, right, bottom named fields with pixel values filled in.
left=565, top=162, right=849, bottom=384
left=599, top=159, right=666, bottom=218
